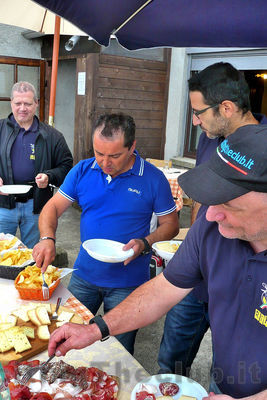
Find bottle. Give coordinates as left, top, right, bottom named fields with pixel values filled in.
left=0, top=363, right=11, bottom=400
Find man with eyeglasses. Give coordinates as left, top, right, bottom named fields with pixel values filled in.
left=158, top=62, right=267, bottom=378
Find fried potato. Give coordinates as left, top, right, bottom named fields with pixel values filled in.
left=156, top=241, right=180, bottom=253
left=0, top=249, right=33, bottom=266
left=0, top=237, right=18, bottom=252
left=16, top=264, right=60, bottom=289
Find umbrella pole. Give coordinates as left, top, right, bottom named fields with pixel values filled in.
left=48, top=15, right=61, bottom=126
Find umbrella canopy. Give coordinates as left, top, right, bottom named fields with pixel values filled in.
left=32, top=0, right=267, bottom=49
left=1, top=0, right=86, bottom=36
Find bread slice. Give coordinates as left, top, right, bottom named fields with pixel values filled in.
left=12, top=307, right=30, bottom=322
left=57, top=310, right=74, bottom=322
left=36, top=306, right=51, bottom=325
left=28, top=309, right=42, bottom=326
left=37, top=325, right=50, bottom=340
left=0, top=331, right=13, bottom=352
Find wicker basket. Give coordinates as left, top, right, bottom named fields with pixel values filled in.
left=14, top=277, right=60, bottom=300
left=0, top=264, right=26, bottom=280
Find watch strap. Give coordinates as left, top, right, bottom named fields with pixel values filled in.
left=39, top=236, right=56, bottom=244
left=89, top=315, right=110, bottom=341
left=139, top=237, right=151, bottom=255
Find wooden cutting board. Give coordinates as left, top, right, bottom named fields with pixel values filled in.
left=0, top=304, right=83, bottom=366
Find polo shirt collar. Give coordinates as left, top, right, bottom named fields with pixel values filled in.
left=9, top=114, right=39, bottom=133
left=91, top=150, right=145, bottom=177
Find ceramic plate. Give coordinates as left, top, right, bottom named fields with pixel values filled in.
left=82, top=239, right=134, bottom=263
left=0, top=185, right=32, bottom=194
left=152, top=240, right=181, bottom=262
left=131, top=373, right=208, bottom=400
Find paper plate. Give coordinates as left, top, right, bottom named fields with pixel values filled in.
left=152, top=240, right=182, bottom=262
left=0, top=185, right=32, bottom=194
left=131, top=373, right=208, bottom=400
left=82, top=239, right=134, bottom=263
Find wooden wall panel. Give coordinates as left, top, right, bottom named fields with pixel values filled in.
left=93, top=54, right=169, bottom=160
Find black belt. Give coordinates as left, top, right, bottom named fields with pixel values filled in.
left=14, top=193, right=34, bottom=202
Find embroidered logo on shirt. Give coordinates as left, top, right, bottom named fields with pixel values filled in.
left=128, top=187, right=141, bottom=196
left=254, top=282, right=267, bottom=328
left=30, top=143, right=35, bottom=160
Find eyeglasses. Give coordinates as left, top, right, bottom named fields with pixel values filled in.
left=192, top=103, right=220, bottom=118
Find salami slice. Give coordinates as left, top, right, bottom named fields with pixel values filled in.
left=159, top=382, right=179, bottom=396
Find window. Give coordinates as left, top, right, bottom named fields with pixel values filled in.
left=0, top=56, right=45, bottom=120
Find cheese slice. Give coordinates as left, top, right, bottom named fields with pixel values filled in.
left=179, top=396, right=197, bottom=400
left=12, top=307, right=30, bottom=322
left=57, top=310, right=74, bottom=322
left=12, top=332, right=32, bottom=353
left=0, top=331, right=13, bottom=352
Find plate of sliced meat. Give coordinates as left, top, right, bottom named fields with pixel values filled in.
left=4, top=359, right=119, bottom=399
left=131, top=373, right=207, bottom=400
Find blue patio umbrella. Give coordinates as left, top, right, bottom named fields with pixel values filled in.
left=32, top=0, right=267, bottom=49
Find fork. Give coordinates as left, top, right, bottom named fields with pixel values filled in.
left=41, top=272, right=50, bottom=300
left=51, top=297, right=62, bottom=320
left=19, top=354, right=56, bottom=385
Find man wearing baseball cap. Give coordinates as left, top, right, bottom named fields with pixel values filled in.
left=49, top=124, right=267, bottom=399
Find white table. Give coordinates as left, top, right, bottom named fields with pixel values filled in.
left=0, top=278, right=149, bottom=399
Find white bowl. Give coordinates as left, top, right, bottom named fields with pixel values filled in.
left=152, top=240, right=182, bottom=261
left=82, top=239, right=134, bottom=263
left=131, top=373, right=208, bottom=400
left=0, top=185, right=32, bottom=194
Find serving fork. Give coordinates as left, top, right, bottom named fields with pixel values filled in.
left=51, top=297, right=62, bottom=320
left=41, top=272, right=50, bottom=300
left=19, top=354, right=55, bottom=385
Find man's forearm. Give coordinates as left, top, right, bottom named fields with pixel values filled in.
left=147, top=211, right=179, bottom=245
left=103, top=273, right=191, bottom=336
left=244, top=390, right=267, bottom=400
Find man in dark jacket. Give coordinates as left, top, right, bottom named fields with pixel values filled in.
left=0, top=81, right=73, bottom=248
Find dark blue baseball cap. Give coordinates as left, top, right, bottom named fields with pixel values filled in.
left=178, top=124, right=267, bottom=205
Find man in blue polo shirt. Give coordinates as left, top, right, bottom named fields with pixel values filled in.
left=48, top=125, right=267, bottom=399
left=158, top=62, right=267, bottom=378
left=34, top=113, right=179, bottom=354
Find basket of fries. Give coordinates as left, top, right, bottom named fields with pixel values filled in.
left=0, top=248, right=34, bottom=279
left=14, top=264, right=61, bottom=300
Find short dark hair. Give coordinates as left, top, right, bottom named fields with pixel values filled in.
left=188, top=62, right=251, bottom=114
left=93, top=113, right=135, bottom=149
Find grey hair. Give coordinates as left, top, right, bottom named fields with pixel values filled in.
left=11, top=81, right=38, bottom=102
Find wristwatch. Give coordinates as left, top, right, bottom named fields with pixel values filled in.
left=139, top=237, right=152, bottom=255
left=89, top=315, right=110, bottom=341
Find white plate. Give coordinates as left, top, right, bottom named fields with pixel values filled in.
left=152, top=240, right=181, bottom=261
left=82, top=239, right=134, bottom=263
left=0, top=185, right=32, bottom=194
left=131, top=373, right=208, bottom=400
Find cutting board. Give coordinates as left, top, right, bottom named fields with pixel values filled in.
left=0, top=304, right=83, bottom=365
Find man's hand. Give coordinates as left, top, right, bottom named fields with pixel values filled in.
left=35, top=173, right=49, bottom=188
left=48, top=322, right=102, bottom=357
left=0, top=177, right=8, bottom=196
left=123, top=238, right=147, bottom=266
left=32, top=239, right=56, bottom=272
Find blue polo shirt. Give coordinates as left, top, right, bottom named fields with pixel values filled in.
left=164, top=216, right=267, bottom=398
left=59, top=151, right=176, bottom=287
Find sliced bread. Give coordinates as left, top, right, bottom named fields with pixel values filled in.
left=28, top=308, right=42, bottom=326
left=36, top=306, right=51, bottom=325
left=37, top=325, right=50, bottom=340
